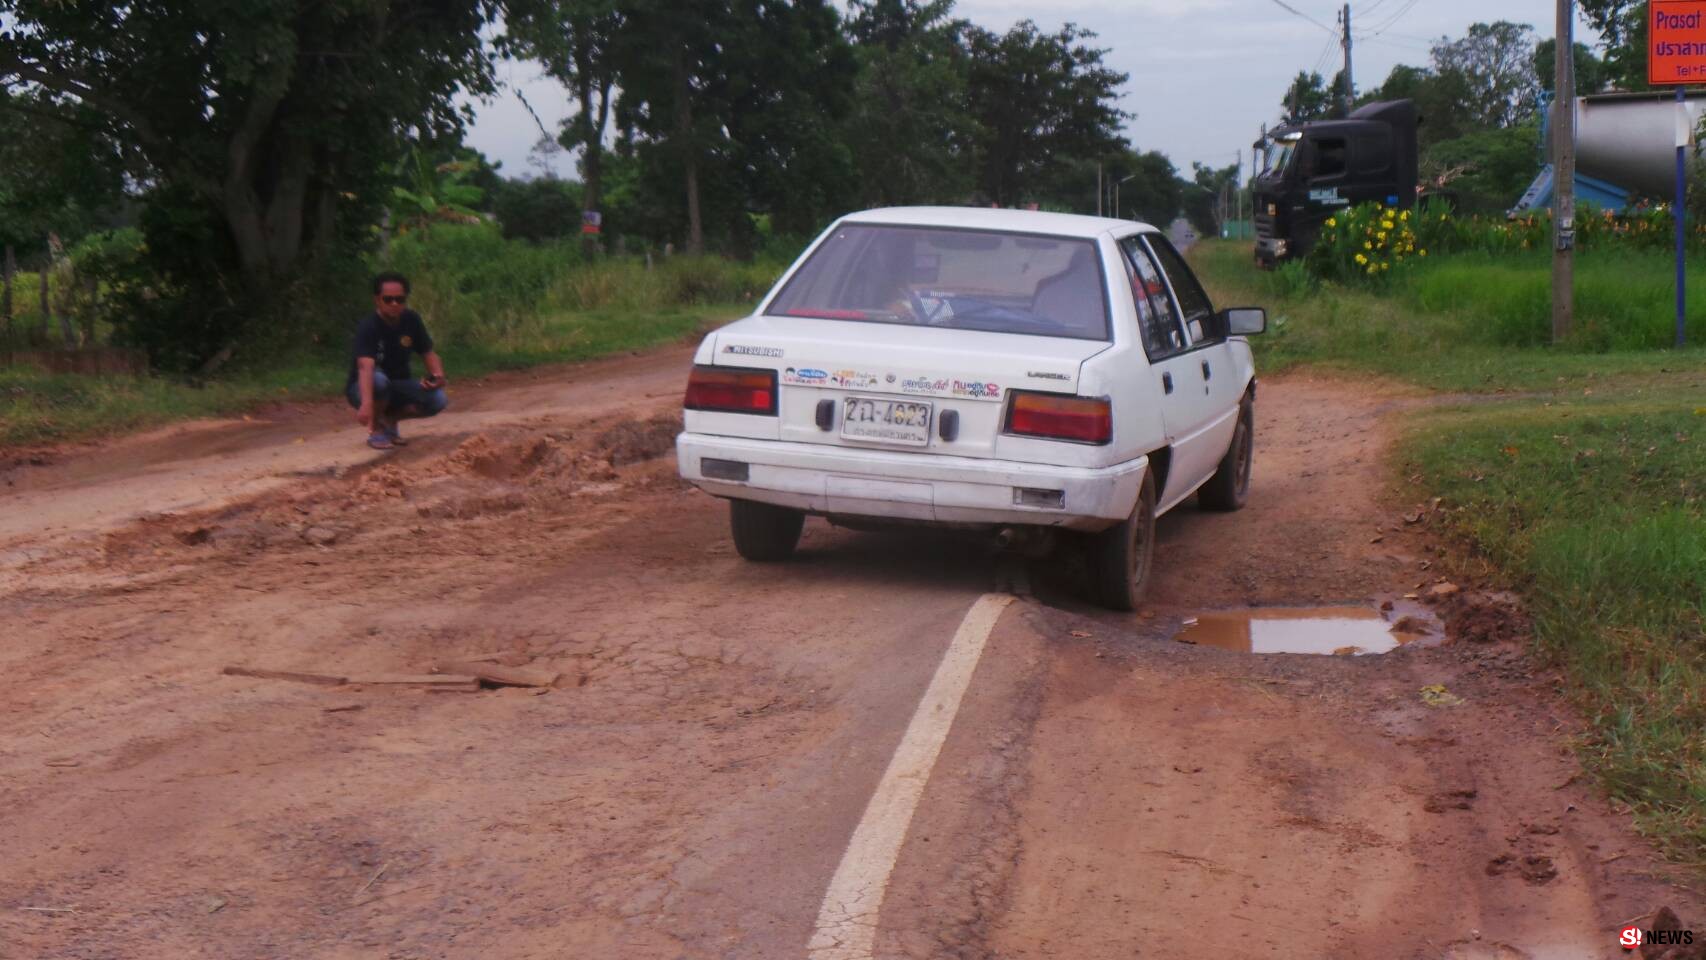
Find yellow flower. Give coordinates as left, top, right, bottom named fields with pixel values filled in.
left=1419, top=249, right=1427, bottom=257
left=1364, top=241, right=1373, bottom=250
left=1380, top=262, right=1390, bottom=271
left=1325, top=218, right=1336, bottom=227
left=1382, top=220, right=1394, bottom=230
left=1355, top=253, right=1368, bottom=265
left=1367, top=265, right=1379, bottom=275
left=1400, top=210, right=1411, bottom=221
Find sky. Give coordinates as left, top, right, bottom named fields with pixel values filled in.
left=462, top=0, right=1592, bottom=184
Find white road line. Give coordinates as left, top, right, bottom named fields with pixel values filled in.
left=806, top=593, right=1015, bottom=960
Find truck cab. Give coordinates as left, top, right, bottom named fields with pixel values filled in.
left=1253, top=100, right=1418, bottom=266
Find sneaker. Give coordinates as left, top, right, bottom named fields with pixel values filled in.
left=366, top=433, right=394, bottom=450
left=382, top=422, right=408, bottom=446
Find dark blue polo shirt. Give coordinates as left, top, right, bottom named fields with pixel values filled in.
left=347, top=310, right=433, bottom=389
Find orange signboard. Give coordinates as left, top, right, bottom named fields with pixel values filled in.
left=1652, top=0, right=1706, bottom=84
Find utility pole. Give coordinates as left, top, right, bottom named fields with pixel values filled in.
left=1340, top=4, right=1354, bottom=115
left=1097, top=163, right=1103, bottom=217
left=1236, top=148, right=1244, bottom=239
left=1553, top=0, right=1575, bottom=343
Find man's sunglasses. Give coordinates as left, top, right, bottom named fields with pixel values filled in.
left=381, top=295, right=407, bottom=305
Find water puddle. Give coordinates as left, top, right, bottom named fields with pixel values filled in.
left=1172, top=605, right=1434, bottom=656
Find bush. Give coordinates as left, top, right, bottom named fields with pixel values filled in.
left=1305, top=203, right=1426, bottom=285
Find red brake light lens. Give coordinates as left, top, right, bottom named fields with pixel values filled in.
left=685, top=365, right=777, bottom=416
left=1006, top=391, right=1112, bottom=444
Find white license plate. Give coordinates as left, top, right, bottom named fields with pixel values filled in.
left=841, top=396, right=933, bottom=446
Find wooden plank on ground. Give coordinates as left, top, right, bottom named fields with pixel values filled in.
left=347, top=674, right=481, bottom=690
left=432, top=661, right=561, bottom=688
left=223, top=666, right=348, bottom=686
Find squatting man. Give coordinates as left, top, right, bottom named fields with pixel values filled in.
left=348, top=272, right=449, bottom=449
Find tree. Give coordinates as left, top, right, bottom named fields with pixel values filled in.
left=1422, top=119, right=1542, bottom=213
left=962, top=20, right=1128, bottom=206
left=1182, top=161, right=1239, bottom=237
left=1430, top=22, right=1542, bottom=129
left=0, top=87, right=126, bottom=330
left=1534, top=38, right=1613, bottom=96
left=842, top=0, right=976, bottom=207
left=504, top=0, right=623, bottom=255
left=1281, top=70, right=1348, bottom=122
left=0, top=0, right=504, bottom=366
left=1578, top=0, right=1647, bottom=91
left=1365, top=63, right=1477, bottom=147
left=1110, top=150, right=1181, bottom=225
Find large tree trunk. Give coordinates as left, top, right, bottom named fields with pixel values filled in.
left=673, top=48, right=703, bottom=256
left=264, top=138, right=313, bottom=267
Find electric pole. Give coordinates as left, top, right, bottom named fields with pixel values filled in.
left=1341, top=4, right=1354, bottom=115
left=1553, top=0, right=1575, bottom=342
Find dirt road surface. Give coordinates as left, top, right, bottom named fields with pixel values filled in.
left=2, top=346, right=1700, bottom=959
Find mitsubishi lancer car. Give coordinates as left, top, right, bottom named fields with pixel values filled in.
left=676, top=206, right=1265, bottom=610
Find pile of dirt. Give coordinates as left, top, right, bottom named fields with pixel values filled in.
left=594, top=412, right=682, bottom=467
left=1437, top=591, right=1531, bottom=645
left=444, top=434, right=552, bottom=481
left=438, top=432, right=623, bottom=488
left=351, top=464, right=410, bottom=501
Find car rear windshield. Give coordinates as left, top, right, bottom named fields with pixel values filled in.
left=766, top=224, right=1110, bottom=341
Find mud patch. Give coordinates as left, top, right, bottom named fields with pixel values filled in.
left=1485, top=852, right=1558, bottom=885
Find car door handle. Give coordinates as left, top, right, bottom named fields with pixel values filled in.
left=1162, top=372, right=1174, bottom=394
left=1201, top=360, right=1212, bottom=380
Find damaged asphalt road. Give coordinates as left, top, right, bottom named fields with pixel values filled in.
left=1, top=349, right=1700, bottom=959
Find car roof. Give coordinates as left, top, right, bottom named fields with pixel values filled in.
left=840, top=206, right=1158, bottom=240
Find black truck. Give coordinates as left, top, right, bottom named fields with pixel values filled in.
left=1252, top=99, right=1419, bottom=266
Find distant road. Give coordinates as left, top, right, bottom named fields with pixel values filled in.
left=1169, top=216, right=1199, bottom=251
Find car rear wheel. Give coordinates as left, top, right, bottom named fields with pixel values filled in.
left=729, top=499, right=805, bottom=561
left=1199, top=397, right=1254, bottom=512
left=1090, top=471, right=1156, bottom=611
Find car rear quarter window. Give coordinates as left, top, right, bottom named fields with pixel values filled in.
left=766, top=225, right=1110, bottom=341
left=1118, top=235, right=1188, bottom=360
left=1143, top=236, right=1216, bottom=342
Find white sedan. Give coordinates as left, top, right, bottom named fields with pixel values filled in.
left=676, top=206, right=1265, bottom=609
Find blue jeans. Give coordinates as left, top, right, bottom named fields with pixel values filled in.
left=347, top=370, right=449, bottom=419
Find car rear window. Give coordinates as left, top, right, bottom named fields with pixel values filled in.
left=766, top=224, right=1110, bottom=341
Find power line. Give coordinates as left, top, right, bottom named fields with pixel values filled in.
left=1265, top=0, right=1337, bottom=35
left=1365, top=0, right=1422, bottom=36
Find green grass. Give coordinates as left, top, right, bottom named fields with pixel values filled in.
left=1194, top=241, right=1705, bottom=393
left=1193, top=239, right=1706, bottom=861
left=0, top=303, right=741, bottom=448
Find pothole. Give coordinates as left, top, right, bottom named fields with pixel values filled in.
left=1172, top=604, right=1439, bottom=656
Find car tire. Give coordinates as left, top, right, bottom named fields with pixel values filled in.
left=729, top=499, right=805, bottom=561
left=1199, top=397, right=1254, bottom=512
left=1091, top=470, right=1157, bottom=612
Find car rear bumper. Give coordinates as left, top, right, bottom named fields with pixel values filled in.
left=677, top=432, right=1148, bottom=531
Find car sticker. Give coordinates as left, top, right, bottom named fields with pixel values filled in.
left=782, top=367, right=830, bottom=386
left=830, top=369, right=883, bottom=389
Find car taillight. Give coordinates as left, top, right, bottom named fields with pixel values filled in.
left=1006, top=391, right=1112, bottom=445
left=685, top=365, right=777, bottom=416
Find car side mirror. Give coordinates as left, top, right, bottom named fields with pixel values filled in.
left=1220, top=307, right=1267, bottom=336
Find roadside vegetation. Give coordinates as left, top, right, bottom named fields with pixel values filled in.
left=1195, top=239, right=1706, bottom=861
left=0, top=223, right=773, bottom=447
